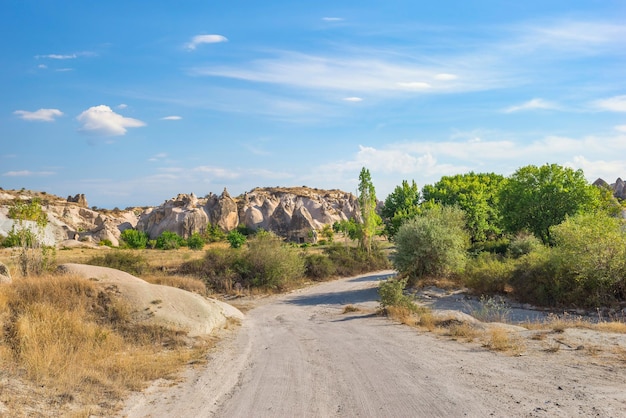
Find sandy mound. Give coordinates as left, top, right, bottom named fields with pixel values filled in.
left=58, top=263, right=243, bottom=337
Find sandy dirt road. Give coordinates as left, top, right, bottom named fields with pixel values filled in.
left=121, top=271, right=626, bottom=417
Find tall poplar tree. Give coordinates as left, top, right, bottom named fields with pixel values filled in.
left=357, top=167, right=380, bottom=253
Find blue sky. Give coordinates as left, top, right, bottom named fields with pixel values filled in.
left=2, top=1, right=625, bottom=208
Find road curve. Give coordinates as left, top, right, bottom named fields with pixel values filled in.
left=121, top=271, right=626, bottom=418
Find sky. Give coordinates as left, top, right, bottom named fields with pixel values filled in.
left=1, top=1, right=625, bottom=209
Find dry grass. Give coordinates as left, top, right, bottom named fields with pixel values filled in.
left=143, top=274, right=207, bottom=295
left=482, top=327, right=525, bottom=354
left=0, top=272, right=212, bottom=416
left=447, top=322, right=480, bottom=341
left=342, top=304, right=360, bottom=314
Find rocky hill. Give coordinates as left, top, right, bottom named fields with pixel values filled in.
left=593, top=177, right=626, bottom=200
left=137, top=187, right=360, bottom=244
left=0, top=186, right=360, bottom=246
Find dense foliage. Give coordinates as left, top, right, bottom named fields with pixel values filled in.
left=381, top=180, right=420, bottom=238
left=498, top=164, right=603, bottom=243
left=422, top=172, right=505, bottom=243
left=357, top=167, right=381, bottom=252
left=393, top=205, right=470, bottom=284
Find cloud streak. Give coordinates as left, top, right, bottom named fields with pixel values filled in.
left=14, top=108, right=63, bottom=122
left=504, top=98, right=559, bottom=113
left=185, top=34, right=228, bottom=50
left=76, top=105, right=146, bottom=136
left=593, top=95, right=626, bottom=112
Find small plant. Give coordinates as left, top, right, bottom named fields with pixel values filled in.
left=186, top=232, right=205, bottom=250
left=87, top=251, right=149, bottom=276
left=120, top=229, right=149, bottom=249
left=378, top=278, right=418, bottom=312
left=227, top=231, right=246, bottom=249
left=466, top=295, right=511, bottom=322
left=342, top=305, right=360, bottom=314
left=483, top=327, right=525, bottom=354
left=155, top=231, right=185, bottom=250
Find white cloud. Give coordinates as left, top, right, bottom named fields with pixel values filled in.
left=194, top=166, right=240, bottom=179
left=35, top=53, right=77, bottom=60
left=593, top=95, right=626, bottom=112
left=76, top=105, right=146, bottom=136
left=504, top=98, right=559, bottom=113
left=397, top=81, right=431, bottom=89
left=343, top=97, right=363, bottom=102
left=322, top=17, right=343, bottom=22
left=185, top=34, right=228, bottom=50
left=161, top=115, right=182, bottom=120
left=616, top=125, right=626, bottom=133
left=148, top=153, right=168, bottom=162
left=434, top=73, right=458, bottom=80
left=117, top=104, right=128, bottom=109
left=3, top=170, right=55, bottom=177
left=13, top=108, right=63, bottom=122
left=37, top=64, right=47, bottom=69
left=566, top=156, right=626, bottom=183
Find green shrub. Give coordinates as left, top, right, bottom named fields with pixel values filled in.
left=393, top=205, right=469, bottom=284
left=507, top=232, right=542, bottom=259
left=98, top=239, right=114, bottom=247
left=179, top=247, right=241, bottom=293
left=87, top=251, right=149, bottom=276
left=463, top=252, right=515, bottom=294
left=378, top=278, right=418, bottom=311
left=120, top=229, right=149, bottom=249
left=155, top=231, right=185, bottom=250
left=304, top=253, right=336, bottom=280
left=204, top=225, right=226, bottom=242
left=227, top=231, right=246, bottom=249
left=186, top=232, right=205, bottom=250
left=240, top=231, right=305, bottom=289
left=323, top=243, right=390, bottom=277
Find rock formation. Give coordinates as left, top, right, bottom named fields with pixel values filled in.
left=594, top=177, right=626, bottom=200
left=135, top=187, right=360, bottom=243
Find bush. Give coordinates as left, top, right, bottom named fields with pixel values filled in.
left=323, top=243, right=391, bottom=277
left=227, top=231, right=246, bottom=249
left=186, top=232, right=205, bottom=250
left=87, top=251, right=149, bottom=276
left=240, top=231, right=305, bottom=289
left=120, top=229, right=149, bottom=249
left=507, top=232, right=542, bottom=259
left=464, top=252, right=515, bottom=294
left=304, top=253, right=337, bottom=280
left=180, top=247, right=241, bottom=293
left=155, top=231, right=185, bottom=250
left=393, top=205, right=469, bottom=284
left=378, top=278, right=418, bottom=311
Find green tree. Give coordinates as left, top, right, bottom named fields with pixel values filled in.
left=499, top=164, right=602, bottom=244
left=393, top=205, right=469, bottom=284
left=422, top=172, right=505, bottom=243
left=381, top=180, right=420, bottom=238
left=357, top=167, right=381, bottom=253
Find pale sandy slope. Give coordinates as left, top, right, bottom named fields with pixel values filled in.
left=120, top=271, right=626, bottom=418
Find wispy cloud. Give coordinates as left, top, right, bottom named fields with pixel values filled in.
left=148, top=153, right=168, bottom=162
left=3, top=170, right=55, bottom=177
left=14, top=108, right=63, bottom=122
left=616, top=125, right=626, bottom=133
left=185, top=34, right=228, bottom=50
left=504, top=98, right=559, bottom=113
left=161, top=115, right=182, bottom=120
left=194, top=165, right=240, bottom=179
left=593, top=95, right=626, bottom=112
left=343, top=97, right=363, bottom=102
left=76, top=105, right=146, bottom=136
left=322, top=17, right=344, bottom=22
left=35, top=53, right=77, bottom=60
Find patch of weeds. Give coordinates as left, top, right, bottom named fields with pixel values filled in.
left=448, top=322, right=479, bottom=341
left=483, top=327, right=525, bottom=354
left=342, top=305, right=360, bottom=314
left=467, top=295, right=511, bottom=323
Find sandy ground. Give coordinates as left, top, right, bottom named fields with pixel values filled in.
left=120, top=271, right=626, bottom=418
